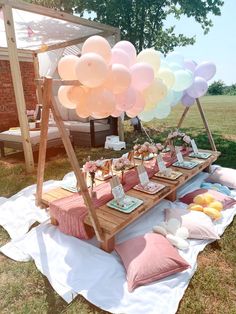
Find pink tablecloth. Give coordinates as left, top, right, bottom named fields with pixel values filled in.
left=49, top=150, right=190, bottom=239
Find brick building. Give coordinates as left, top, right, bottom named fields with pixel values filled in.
left=0, top=56, right=37, bottom=131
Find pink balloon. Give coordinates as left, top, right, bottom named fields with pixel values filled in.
left=58, top=55, right=79, bottom=80
left=110, top=48, right=130, bottom=67
left=75, top=53, right=108, bottom=88
left=130, top=62, right=154, bottom=91
left=187, top=76, right=208, bottom=98
left=113, top=40, right=137, bottom=65
left=104, top=64, right=131, bottom=94
left=82, top=35, right=111, bottom=63
left=115, top=87, right=137, bottom=111
left=58, top=86, right=76, bottom=109
left=87, top=88, right=116, bottom=118
left=126, top=91, right=145, bottom=117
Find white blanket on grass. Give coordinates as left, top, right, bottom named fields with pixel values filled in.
left=1, top=171, right=236, bottom=314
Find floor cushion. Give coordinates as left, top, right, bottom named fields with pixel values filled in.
left=205, top=167, right=236, bottom=189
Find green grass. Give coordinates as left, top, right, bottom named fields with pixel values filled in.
left=0, top=95, right=236, bottom=313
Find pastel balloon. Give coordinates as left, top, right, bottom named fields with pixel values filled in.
left=116, top=87, right=137, bottom=111
left=130, top=62, right=154, bottom=91
left=75, top=53, right=108, bottom=88
left=137, top=48, right=161, bottom=75
left=157, top=68, right=175, bottom=89
left=166, top=52, right=184, bottom=66
left=138, top=109, right=155, bottom=122
left=110, top=48, right=130, bottom=67
left=187, top=76, right=208, bottom=98
left=181, top=93, right=195, bottom=107
left=67, top=85, right=88, bottom=104
left=126, top=92, right=145, bottom=118
left=76, top=102, right=90, bottom=118
left=87, top=88, right=116, bottom=118
left=58, top=55, right=79, bottom=80
left=111, top=107, right=123, bottom=117
left=168, top=62, right=183, bottom=71
left=114, top=40, right=137, bottom=65
left=155, top=102, right=171, bottom=119
left=143, top=78, right=167, bottom=109
left=82, top=35, right=111, bottom=63
left=170, top=91, right=183, bottom=107
left=194, top=61, right=216, bottom=81
left=184, top=59, right=197, bottom=73
left=58, top=86, right=76, bottom=109
left=172, top=70, right=193, bottom=92
left=104, top=64, right=131, bottom=94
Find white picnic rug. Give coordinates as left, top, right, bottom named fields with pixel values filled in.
left=0, top=170, right=236, bottom=314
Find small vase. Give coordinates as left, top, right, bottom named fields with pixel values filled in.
left=121, top=170, right=125, bottom=185
left=89, top=173, right=96, bottom=198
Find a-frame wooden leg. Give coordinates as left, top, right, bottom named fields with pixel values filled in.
left=177, top=106, right=190, bottom=128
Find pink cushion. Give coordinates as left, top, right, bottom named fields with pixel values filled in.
left=206, top=167, right=236, bottom=189
left=115, top=233, right=189, bottom=292
left=165, top=207, right=220, bottom=240
left=179, top=188, right=236, bottom=209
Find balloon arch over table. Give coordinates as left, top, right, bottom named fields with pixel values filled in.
left=57, top=35, right=216, bottom=122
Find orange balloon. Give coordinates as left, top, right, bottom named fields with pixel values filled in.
left=67, top=85, right=89, bottom=105
left=87, top=88, right=116, bottom=118
left=58, top=55, right=80, bottom=80
left=76, top=103, right=90, bottom=118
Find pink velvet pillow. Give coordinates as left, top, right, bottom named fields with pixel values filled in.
left=115, top=233, right=189, bottom=292
left=165, top=207, right=220, bottom=240
left=206, top=167, right=236, bottom=189
left=179, top=188, right=236, bottom=209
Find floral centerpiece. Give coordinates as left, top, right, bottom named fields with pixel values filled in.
left=113, top=156, right=131, bottom=184
left=133, top=142, right=164, bottom=163
left=83, top=157, right=106, bottom=195
left=166, top=129, right=191, bottom=157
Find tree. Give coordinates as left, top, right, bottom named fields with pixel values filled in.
left=208, top=80, right=225, bottom=95
left=26, top=0, right=223, bottom=54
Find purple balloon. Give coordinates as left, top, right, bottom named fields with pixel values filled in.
left=184, top=59, right=197, bottom=73
left=187, top=76, right=208, bottom=98
left=181, top=93, right=195, bottom=107
left=194, top=61, right=216, bottom=81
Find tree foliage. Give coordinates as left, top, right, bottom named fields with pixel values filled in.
left=26, top=0, right=224, bottom=53
left=208, top=80, right=225, bottom=95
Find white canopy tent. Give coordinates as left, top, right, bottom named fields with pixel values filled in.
left=0, top=0, right=120, bottom=172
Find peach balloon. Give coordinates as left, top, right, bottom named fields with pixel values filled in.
left=115, top=87, right=137, bottom=111
left=126, top=91, right=145, bottom=117
left=58, top=55, right=79, bottom=80
left=58, top=86, right=76, bottom=109
left=104, top=64, right=131, bottom=94
left=67, top=85, right=88, bottom=105
left=111, top=107, right=123, bottom=117
left=82, top=35, right=112, bottom=63
left=130, top=62, right=154, bottom=91
left=75, top=53, right=108, bottom=88
left=76, top=103, right=90, bottom=118
left=110, top=48, right=130, bottom=67
left=114, top=40, right=137, bottom=65
left=87, top=88, right=116, bottom=118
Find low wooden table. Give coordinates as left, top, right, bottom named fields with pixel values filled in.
left=41, top=149, right=220, bottom=252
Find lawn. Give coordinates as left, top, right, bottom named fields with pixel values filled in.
left=0, top=95, right=236, bottom=314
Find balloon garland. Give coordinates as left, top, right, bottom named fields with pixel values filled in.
left=57, top=35, right=216, bottom=121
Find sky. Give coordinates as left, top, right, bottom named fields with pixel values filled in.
left=165, top=0, right=236, bottom=85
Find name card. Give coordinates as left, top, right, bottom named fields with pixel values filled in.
left=110, top=176, right=125, bottom=203
left=191, top=139, right=199, bottom=154
left=157, top=155, right=166, bottom=172
left=176, top=147, right=184, bottom=163
left=137, top=164, right=149, bottom=186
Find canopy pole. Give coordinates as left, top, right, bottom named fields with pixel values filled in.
left=2, top=4, right=34, bottom=172
left=33, top=53, right=43, bottom=104
left=196, top=98, right=217, bottom=151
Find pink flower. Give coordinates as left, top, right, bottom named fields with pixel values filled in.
left=156, top=143, right=163, bottom=151
left=183, top=135, right=191, bottom=144
left=172, top=131, right=178, bottom=137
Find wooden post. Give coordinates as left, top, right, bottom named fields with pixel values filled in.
left=33, top=53, right=43, bottom=104
left=177, top=106, right=190, bottom=129
left=35, top=78, right=51, bottom=206
left=2, top=4, right=34, bottom=172
left=48, top=80, right=104, bottom=242
left=196, top=98, right=217, bottom=151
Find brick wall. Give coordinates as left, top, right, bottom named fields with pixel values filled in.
left=0, top=60, right=37, bottom=131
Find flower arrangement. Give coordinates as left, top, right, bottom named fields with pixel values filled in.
left=165, top=129, right=192, bottom=158
left=83, top=157, right=106, bottom=192
left=133, top=142, right=164, bottom=162
left=113, top=156, right=132, bottom=184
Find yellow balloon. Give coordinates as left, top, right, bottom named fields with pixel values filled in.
left=157, top=68, right=175, bottom=89
left=137, top=48, right=161, bottom=75
left=143, top=78, right=167, bottom=108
